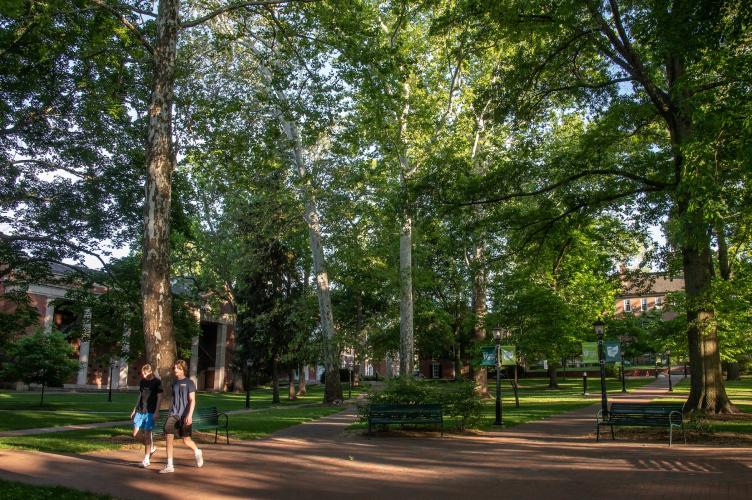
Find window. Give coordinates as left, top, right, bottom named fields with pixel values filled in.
left=641, top=298, right=648, bottom=311
left=655, top=296, right=663, bottom=310
left=623, top=299, right=632, bottom=313
left=431, top=362, right=441, bottom=379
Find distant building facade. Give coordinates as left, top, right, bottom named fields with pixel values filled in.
left=615, top=271, right=684, bottom=320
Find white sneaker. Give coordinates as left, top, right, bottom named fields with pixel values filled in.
left=150, top=445, right=157, bottom=456
left=140, top=459, right=150, bottom=468
left=159, top=465, right=174, bottom=474
left=195, top=449, right=204, bottom=468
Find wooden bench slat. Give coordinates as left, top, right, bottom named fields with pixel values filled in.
left=153, top=406, right=229, bottom=444
left=367, top=403, right=443, bottom=436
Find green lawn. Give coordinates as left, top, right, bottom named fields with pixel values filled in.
left=0, top=478, right=112, bottom=500
left=656, top=377, right=752, bottom=433
left=0, top=402, right=352, bottom=453
left=0, top=387, right=362, bottom=453
left=0, top=383, right=365, bottom=432
left=476, top=377, right=654, bottom=430
left=352, top=377, right=655, bottom=431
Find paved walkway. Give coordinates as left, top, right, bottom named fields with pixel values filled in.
left=1, top=375, right=750, bottom=499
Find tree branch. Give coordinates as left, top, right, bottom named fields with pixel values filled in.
left=458, top=168, right=672, bottom=206
left=90, top=0, right=154, bottom=55
left=180, top=0, right=319, bottom=29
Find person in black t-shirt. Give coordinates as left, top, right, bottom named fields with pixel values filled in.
left=130, top=364, right=163, bottom=468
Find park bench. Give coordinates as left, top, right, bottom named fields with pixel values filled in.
left=596, top=402, right=686, bottom=446
left=367, top=403, right=443, bottom=436
left=153, top=406, right=230, bottom=444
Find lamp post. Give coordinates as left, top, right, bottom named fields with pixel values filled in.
left=492, top=326, right=503, bottom=426
left=594, top=320, right=608, bottom=418
left=620, top=342, right=627, bottom=393
left=667, top=350, right=673, bottom=392
left=245, top=359, right=252, bottom=409
left=347, top=359, right=353, bottom=400
left=108, top=359, right=116, bottom=403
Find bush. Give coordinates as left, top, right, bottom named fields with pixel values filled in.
left=359, top=378, right=484, bottom=431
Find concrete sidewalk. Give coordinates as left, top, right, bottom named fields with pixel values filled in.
left=1, top=376, right=750, bottom=499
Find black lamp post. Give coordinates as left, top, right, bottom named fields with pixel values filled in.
left=667, top=350, right=673, bottom=392
left=108, top=359, right=116, bottom=403
left=594, top=320, right=608, bottom=418
left=492, top=326, right=503, bottom=426
left=347, top=359, right=353, bottom=400
left=620, top=340, right=627, bottom=393
left=245, top=359, right=252, bottom=409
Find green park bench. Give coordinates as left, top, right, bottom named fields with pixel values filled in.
left=153, top=406, right=230, bottom=444
left=367, top=403, right=443, bottom=436
left=596, top=402, right=686, bottom=446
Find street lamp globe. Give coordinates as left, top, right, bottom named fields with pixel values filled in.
left=593, top=319, right=605, bottom=340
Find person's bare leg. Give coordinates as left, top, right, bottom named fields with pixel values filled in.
left=182, top=436, right=198, bottom=453
left=183, top=437, right=203, bottom=467
left=159, top=434, right=175, bottom=473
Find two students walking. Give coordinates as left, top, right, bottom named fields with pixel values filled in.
left=131, top=360, right=204, bottom=473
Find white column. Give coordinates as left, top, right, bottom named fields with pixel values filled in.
left=189, top=334, right=199, bottom=385
left=43, top=297, right=55, bottom=333
left=213, top=324, right=227, bottom=391
left=77, top=308, right=91, bottom=386
left=118, top=326, right=131, bottom=389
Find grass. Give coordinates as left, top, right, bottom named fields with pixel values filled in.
left=351, top=377, right=655, bottom=431
left=0, top=398, right=357, bottom=453
left=656, top=376, right=752, bottom=433
left=0, top=478, right=112, bottom=500
left=0, top=383, right=365, bottom=432
left=476, top=377, right=654, bottom=430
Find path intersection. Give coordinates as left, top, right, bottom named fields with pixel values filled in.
left=1, top=376, right=750, bottom=499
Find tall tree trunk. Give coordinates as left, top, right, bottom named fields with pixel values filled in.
left=399, top=213, right=414, bottom=377
left=297, top=362, right=307, bottom=396
left=272, top=356, right=280, bottom=404
left=397, top=78, right=415, bottom=379
left=142, top=0, right=178, bottom=400
left=248, top=46, right=342, bottom=403
left=547, top=363, right=559, bottom=389
left=453, top=341, right=462, bottom=381
left=288, top=368, right=296, bottom=400
left=471, top=244, right=488, bottom=396
left=674, top=133, right=733, bottom=413
left=715, top=220, right=731, bottom=280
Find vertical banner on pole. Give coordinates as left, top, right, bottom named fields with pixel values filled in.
left=500, top=346, right=516, bottom=366
left=582, top=342, right=598, bottom=363
left=604, top=341, right=621, bottom=363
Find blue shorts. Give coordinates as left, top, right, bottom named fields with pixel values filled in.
left=133, top=412, right=155, bottom=431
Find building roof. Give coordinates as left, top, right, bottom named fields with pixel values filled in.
left=617, top=272, right=685, bottom=298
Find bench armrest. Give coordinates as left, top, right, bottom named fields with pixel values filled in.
left=596, top=409, right=607, bottom=424
left=669, top=410, right=683, bottom=426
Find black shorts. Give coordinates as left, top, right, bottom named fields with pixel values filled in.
left=164, top=414, right=192, bottom=437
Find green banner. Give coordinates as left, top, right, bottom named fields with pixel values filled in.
left=582, top=342, right=598, bottom=363
left=480, top=346, right=496, bottom=366
left=605, top=341, right=621, bottom=363
left=500, top=345, right=516, bottom=366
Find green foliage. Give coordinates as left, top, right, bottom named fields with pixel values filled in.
left=361, top=379, right=484, bottom=430
left=1, top=329, right=79, bottom=404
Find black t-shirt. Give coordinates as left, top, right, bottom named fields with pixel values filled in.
left=137, top=377, right=163, bottom=413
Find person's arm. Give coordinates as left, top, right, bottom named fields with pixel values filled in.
left=131, top=391, right=140, bottom=419
left=185, top=391, right=196, bottom=426
left=154, top=392, right=163, bottom=419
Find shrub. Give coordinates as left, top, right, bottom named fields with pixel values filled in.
left=359, top=378, right=484, bottom=431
